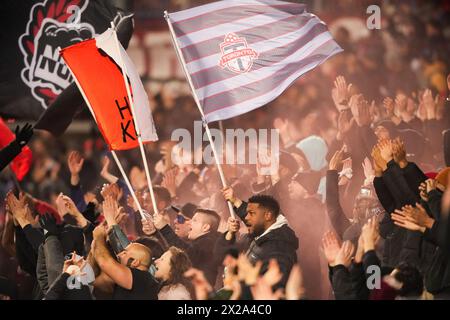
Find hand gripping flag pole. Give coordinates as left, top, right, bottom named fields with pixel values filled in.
left=164, top=11, right=236, bottom=219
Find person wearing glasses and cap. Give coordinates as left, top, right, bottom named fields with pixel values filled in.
left=172, top=203, right=197, bottom=240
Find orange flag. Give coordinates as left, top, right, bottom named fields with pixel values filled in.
left=60, top=33, right=157, bottom=151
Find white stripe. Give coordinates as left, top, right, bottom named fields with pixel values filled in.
left=186, top=15, right=320, bottom=75
left=204, top=46, right=343, bottom=123
left=95, top=29, right=158, bottom=142
left=196, top=31, right=334, bottom=101
left=176, top=10, right=297, bottom=49
left=169, top=0, right=295, bottom=23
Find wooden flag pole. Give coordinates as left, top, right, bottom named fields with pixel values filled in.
left=110, top=25, right=159, bottom=218
left=60, top=47, right=147, bottom=220
left=164, top=11, right=236, bottom=218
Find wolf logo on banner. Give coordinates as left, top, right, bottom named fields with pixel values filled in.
left=19, top=0, right=95, bottom=109
left=219, top=33, right=258, bottom=74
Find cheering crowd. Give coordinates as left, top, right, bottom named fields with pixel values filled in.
left=1, top=1, right=450, bottom=300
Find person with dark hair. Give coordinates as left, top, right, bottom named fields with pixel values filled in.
left=148, top=208, right=221, bottom=286
left=222, top=188, right=299, bottom=289
left=154, top=246, right=193, bottom=300
left=133, top=185, right=172, bottom=237
left=172, top=203, right=197, bottom=240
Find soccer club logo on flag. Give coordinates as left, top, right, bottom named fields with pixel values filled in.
left=219, top=33, right=258, bottom=74
left=166, top=0, right=343, bottom=123
left=60, top=28, right=158, bottom=151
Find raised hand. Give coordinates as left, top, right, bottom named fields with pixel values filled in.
left=225, top=217, right=240, bottom=240
left=153, top=212, right=170, bottom=230
left=362, top=157, right=375, bottom=184
left=329, top=147, right=345, bottom=171
left=334, top=241, right=355, bottom=268
left=222, top=186, right=242, bottom=208
left=391, top=204, right=434, bottom=233
left=391, top=137, right=407, bottom=167
left=394, top=93, right=407, bottom=118
left=332, top=75, right=352, bottom=111
left=361, top=218, right=380, bottom=252
left=237, top=253, right=262, bottom=286
left=6, top=191, right=33, bottom=228
left=100, top=156, right=119, bottom=184
left=322, top=231, right=341, bottom=267
left=67, top=151, right=84, bottom=185
left=262, top=259, right=283, bottom=287
left=63, top=251, right=88, bottom=276
left=285, top=264, right=305, bottom=300
left=14, top=123, right=34, bottom=147
left=350, top=94, right=371, bottom=127
left=383, top=97, right=395, bottom=118
left=251, top=277, right=283, bottom=300
left=184, top=268, right=213, bottom=300
left=425, top=179, right=437, bottom=194
left=337, top=109, right=354, bottom=140
left=371, top=145, right=387, bottom=173
left=418, top=182, right=429, bottom=202
left=422, top=89, right=437, bottom=120
left=377, top=139, right=393, bottom=162
left=100, top=183, right=122, bottom=202
left=161, top=167, right=178, bottom=198
left=102, top=196, right=119, bottom=227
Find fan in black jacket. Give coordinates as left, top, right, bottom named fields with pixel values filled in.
left=222, top=188, right=299, bottom=290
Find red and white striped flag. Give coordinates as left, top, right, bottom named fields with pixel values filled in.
left=166, top=0, right=342, bottom=122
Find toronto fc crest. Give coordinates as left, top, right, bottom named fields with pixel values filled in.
left=219, top=33, right=258, bottom=74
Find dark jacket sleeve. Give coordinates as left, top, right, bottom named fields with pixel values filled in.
left=362, top=250, right=381, bottom=276
left=326, top=170, right=351, bottom=238
left=401, top=162, right=427, bottom=199
left=159, top=225, right=191, bottom=252
left=14, top=226, right=38, bottom=276
left=382, top=160, right=419, bottom=208
left=427, top=190, right=443, bottom=221
left=69, top=183, right=86, bottom=213
left=213, top=232, right=237, bottom=266
left=349, top=262, right=369, bottom=300
left=0, top=140, right=22, bottom=173
left=329, top=265, right=357, bottom=300
left=44, top=272, right=71, bottom=300
left=373, top=177, right=396, bottom=238
left=22, top=224, right=45, bottom=253
left=43, top=235, right=65, bottom=287
left=36, top=244, right=49, bottom=294
left=234, top=202, right=248, bottom=222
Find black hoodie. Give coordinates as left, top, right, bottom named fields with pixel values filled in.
left=235, top=202, right=299, bottom=289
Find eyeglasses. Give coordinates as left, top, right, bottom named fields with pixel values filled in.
left=176, top=214, right=189, bottom=224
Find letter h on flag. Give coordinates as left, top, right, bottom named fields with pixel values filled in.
left=60, top=29, right=158, bottom=150
left=166, top=0, right=343, bottom=123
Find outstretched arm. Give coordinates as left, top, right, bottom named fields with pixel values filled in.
left=92, top=225, right=132, bottom=290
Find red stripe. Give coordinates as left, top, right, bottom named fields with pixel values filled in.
left=190, top=23, right=328, bottom=90
left=202, top=40, right=339, bottom=115
left=181, top=14, right=310, bottom=64
left=172, top=3, right=304, bottom=37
